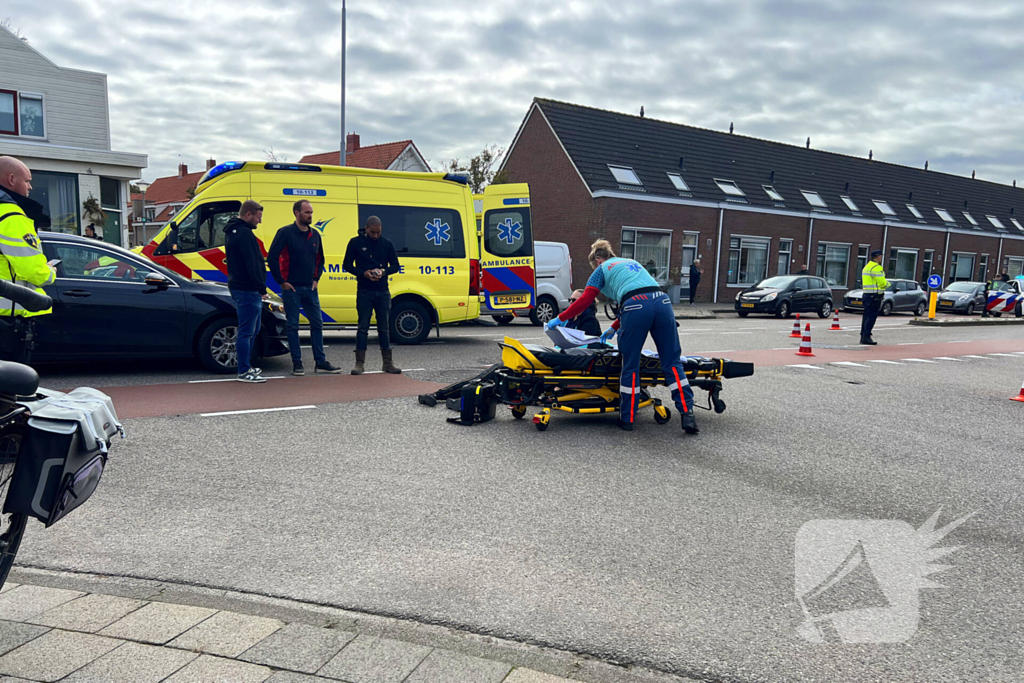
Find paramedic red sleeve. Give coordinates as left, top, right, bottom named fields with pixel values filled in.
left=611, top=318, right=620, bottom=331
left=557, top=286, right=599, bottom=321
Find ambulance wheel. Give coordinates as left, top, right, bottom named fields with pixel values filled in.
left=511, top=405, right=527, bottom=420
left=391, top=301, right=431, bottom=345
left=654, top=404, right=671, bottom=424
left=198, top=318, right=238, bottom=374
left=494, top=315, right=514, bottom=325
left=530, top=296, right=558, bottom=326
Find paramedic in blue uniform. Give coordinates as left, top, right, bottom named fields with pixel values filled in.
left=547, top=240, right=698, bottom=434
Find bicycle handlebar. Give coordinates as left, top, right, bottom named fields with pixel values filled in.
left=0, top=279, right=53, bottom=313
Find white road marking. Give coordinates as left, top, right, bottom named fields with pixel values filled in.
left=897, top=342, right=924, bottom=346
left=736, top=326, right=767, bottom=330
left=201, top=405, right=317, bottom=417
left=961, top=355, right=989, bottom=359
left=787, top=364, right=823, bottom=369
left=932, top=357, right=965, bottom=361
left=189, top=376, right=286, bottom=384
left=721, top=331, right=754, bottom=335
left=867, top=360, right=905, bottom=365
left=988, top=353, right=1020, bottom=357
left=831, top=361, right=868, bottom=367
left=1013, top=351, right=1024, bottom=355
left=902, top=358, right=938, bottom=363
left=948, top=340, right=975, bottom=343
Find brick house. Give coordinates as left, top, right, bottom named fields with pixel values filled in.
left=499, top=99, right=1024, bottom=303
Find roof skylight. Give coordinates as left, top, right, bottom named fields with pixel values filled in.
left=986, top=215, right=1006, bottom=230
left=906, top=204, right=924, bottom=219
left=1011, top=218, right=1024, bottom=232
left=666, top=173, right=690, bottom=191
left=935, top=208, right=956, bottom=223
left=840, top=196, right=860, bottom=212
left=873, top=200, right=897, bottom=216
left=801, top=190, right=828, bottom=208
left=962, top=211, right=979, bottom=226
left=608, top=165, right=642, bottom=185
left=763, top=185, right=784, bottom=202
left=714, top=179, right=745, bottom=196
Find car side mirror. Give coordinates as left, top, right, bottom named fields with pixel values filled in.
left=144, top=272, right=172, bottom=289
left=791, top=287, right=801, bottom=293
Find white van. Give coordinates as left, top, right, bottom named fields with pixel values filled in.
left=528, top=241, right=572, bottom=325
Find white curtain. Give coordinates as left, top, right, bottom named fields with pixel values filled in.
left=634, top=231, right=670, bottom=284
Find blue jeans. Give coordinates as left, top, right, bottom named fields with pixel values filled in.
left=281, top=286, right=325, bottom=365
left=230, top=290, right=263, bottom=375
left=617, top=291, right=695, bottom=424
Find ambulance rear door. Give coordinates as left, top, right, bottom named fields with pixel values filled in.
left=479, top=183, right=534, bottom=311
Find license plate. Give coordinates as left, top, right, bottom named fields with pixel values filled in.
left=741, top=303, right=755, bottom=308
left=851, top=299, right=861, bottom=304
left=493, top=294, right=529, bottom=307
left=940, top=301, right=953, bottom=306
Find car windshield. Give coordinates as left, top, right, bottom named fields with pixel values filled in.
left=755, top=276, right=796, bottom=289
left=945, top=282, right=977, bottom=293
left=990, top=281, right=1015, bottom=292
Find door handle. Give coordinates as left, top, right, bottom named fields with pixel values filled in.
left=63, top=289, right=91, bottom=298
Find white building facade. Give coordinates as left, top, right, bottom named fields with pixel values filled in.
left=0, top=26, right=146, bottom=246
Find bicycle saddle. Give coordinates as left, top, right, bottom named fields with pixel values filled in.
left=0, top=361, right=39, bottom=398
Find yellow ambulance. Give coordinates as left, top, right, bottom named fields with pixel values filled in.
left=139, top=162, right=534, bottom=344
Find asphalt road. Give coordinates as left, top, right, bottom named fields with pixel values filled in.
left=18, top=313, right=1024, bottom=682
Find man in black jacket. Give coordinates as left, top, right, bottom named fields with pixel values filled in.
left=343, top=215, right=402, bottom=374
left=267, top=200, right=342, bottom=375
left=224, top=200, right=267, bottom=382
left=565, top=289, right=602, bottom=337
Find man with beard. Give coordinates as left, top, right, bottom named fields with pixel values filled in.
left=343, top=215, right=402, bottom=375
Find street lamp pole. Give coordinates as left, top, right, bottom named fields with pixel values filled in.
left=340, top=0, right=346, bottom=167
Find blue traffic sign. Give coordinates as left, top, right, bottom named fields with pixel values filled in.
left=927, top=274, right=942, bottom=289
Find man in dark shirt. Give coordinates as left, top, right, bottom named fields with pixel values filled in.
left=343, top=215, right=402, bottom=375
left=267, top=200, right=342, bottom=375
left=224, top=200, right=267, bottom=383
left=688, top=259, right=703, bottom=305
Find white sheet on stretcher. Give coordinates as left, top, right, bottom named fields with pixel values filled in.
left=544, top=327, right=693, bottom=360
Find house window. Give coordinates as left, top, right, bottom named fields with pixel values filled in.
left=620, top=228, right=670, bottom=285
left=935, top=208, right=956, bottom=224
left=922, top=250, right=935, bottom=282
left=840, top=196, right=860, bottom=212
left=801, top=190, right=828, bottom=209
left=0, top=90, right=16, bottom=135
left=986, top=215, right=1006, bottom=230
left=1005, top=256, right=1024, bottom=278
left=949, top=252, right=975, bottom=282
left=962, top=211, right=979, bottom=227
left=873, top=200, right=897, bottom=216
left=976, top=254, right=989, bottom=282
left=667, top=173, right=690, bottom=191
left=714, top=179, right=745, bottom=197
left=856, top=245, right=870, bottom=286
left=887, top=248, right=918, bottom=280
left=680, top=233, right=698, bottom=288
left=145, top=207, right=157, bottom=220
left=763, top=186, right=784, bottom=202
left=608, top=165, right=642, bottom=185
left=816, top=242, right=851, bottom=287
left=18, top=94, right=43, bottom=138
left=778, top=239, right=793, bottom=275
left=27, top=171, right=78, bottom=234
left=727, top=237, right=770, bottom=285
left=907, top=204, right=924, bottom=219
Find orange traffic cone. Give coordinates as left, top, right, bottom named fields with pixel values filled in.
left=795, top=323, right=815, bottom=356
left=790, top=313, right=802, bottom=338
left=830, top=310, right=842, bottom=331
left=1011, top=378, right=1024, bottom=403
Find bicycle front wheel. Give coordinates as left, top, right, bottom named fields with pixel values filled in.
left=0, top=429, right=28, bottom=589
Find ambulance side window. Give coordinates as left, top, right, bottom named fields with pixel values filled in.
left=358, top=205, right=466, bottom=259
left=484, top=208, right=533, bottom=258
left=167, top=201, right=242, bottom=254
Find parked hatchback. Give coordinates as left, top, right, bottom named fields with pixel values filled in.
left=843, top=279, right=928, bottom=316
left=735, top=275, right=833, bottom=318
left=936, top=281, right=987, bottom=315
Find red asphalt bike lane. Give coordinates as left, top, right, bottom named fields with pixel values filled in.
left=694, top=338, right=1024, bottom=367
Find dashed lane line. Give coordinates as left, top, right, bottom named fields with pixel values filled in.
left=201, top=405, right=317, bottom=418
left=932, top=357, right=965, bottom=361
left=902, top=358, right=939, bottom=363
left=189, top=376, right=286, bottom=384
left=787, top=364, right=824, bottom=370
left=897, top=342, right=924, bottom=346
left=831, top=361, right=868, bottom=367
left=867, top=360, right=905, bottom=365
left=988, top=353, right=1020, bottom=357
left=962, top=355, right=989, bottom=359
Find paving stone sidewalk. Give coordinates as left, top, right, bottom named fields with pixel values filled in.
left=0, top=578, right=692, bottom=683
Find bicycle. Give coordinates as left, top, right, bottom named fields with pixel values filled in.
left=0, top=279, right=122, bottom=588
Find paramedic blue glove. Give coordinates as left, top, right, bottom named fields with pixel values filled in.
left=545, top=317, right=566, bottom=330
left=599, top=328, right=617, bottom=345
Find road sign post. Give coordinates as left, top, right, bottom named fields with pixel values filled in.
left=927, top=274, right=942, bottom=318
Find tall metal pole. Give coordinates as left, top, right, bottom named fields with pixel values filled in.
left=340, top=0, right=346, bottom=166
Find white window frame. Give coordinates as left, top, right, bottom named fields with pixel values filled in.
left=620, top=226, right=672, bottom=286
left=962, top=211, right=979, bottom=227
left=726, top=234, right=772, bottom=287
left=666, top=173, right=690, bottom=192
left=977, top=254, right=989, bottom=281
left=815, top=241, right=852, bottom=288
left=906, top=204, right=924, bottom=219
left=16, top=92, right=45, bottom=139
left=986, top=215, right=1006, bottom=230
left=935, top=208, right=956, bottom=224
left=763, top=185, right=784, bottom=202
left=800, top=190, right=828, bottom=209
left=608, top=165, right=642, bottom=186
left=872, top=200, right=897, bottom=216
left=949, top=251, right=976, bottom=282
left=714, top=179, right=745, bottom=197
left=887, top=247, right=919, bottom=281
left=777, top=238, right=793, bottom=275
left=840, top=195, right=860, bottom=212
left=1011, top=218, right=1024, bottom=232
left=680, top=231, right=699, bottom=288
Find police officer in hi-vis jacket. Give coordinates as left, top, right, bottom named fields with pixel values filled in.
left=860, top=249, right=888, bottom=345
left=0, top=157, right=57, bottom=364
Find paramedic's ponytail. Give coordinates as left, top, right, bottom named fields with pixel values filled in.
left=589, top=239, right=616, bottom=268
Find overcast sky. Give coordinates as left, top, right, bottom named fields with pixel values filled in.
left=6, top=0, right=1024, bottom=184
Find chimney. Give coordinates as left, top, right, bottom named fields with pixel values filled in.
left=346, top=133, right=360, bottom=154
left=177, top=163, right=188, bottom=177
left=206, top=159, right=216, bottom=171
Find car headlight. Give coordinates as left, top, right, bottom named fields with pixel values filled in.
left=736, top=291, right=742, bottom=301
left=762, top=292, right=778, bottom=302
left=265, top=301, right=285, bottom=313
left=958, top=295, right=970, bottom=302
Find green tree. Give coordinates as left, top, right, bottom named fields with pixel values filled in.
left=442, top=144, right=511, bottom=194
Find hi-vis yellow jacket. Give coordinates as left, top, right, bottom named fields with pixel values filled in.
left=861, top=260, right=889, bottom=294
left=0, top=191, right=55, bottom=317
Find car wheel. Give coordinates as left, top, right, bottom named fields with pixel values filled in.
left=197, top=318, right=238, bottom=374
left=737, top=311, right=749, bottom=318
left=775, top=301, right=790, bottom=318
left=966, top=303, right=975, bottom=315
left=529, top=296, right=558, bottom=326
left=881, top=301, right=893, bottom=316
left=818, top=300, right=833, bottom=318
left=391, top=300, right=432, bottom=345
left=1016, top=303, right=1022, bottom=318
left=914, top=301, right=927, bottom=317
left=493, top=315, right=514, bottom=325
left=993, top=312, right=1003, bottom=318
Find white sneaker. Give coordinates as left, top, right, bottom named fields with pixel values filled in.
left=237, top=370, right=266, bottom=383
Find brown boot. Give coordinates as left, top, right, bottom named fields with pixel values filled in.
left=351, top=349, right=365, bottom=375
left=381, top=349, right=402, bottom=374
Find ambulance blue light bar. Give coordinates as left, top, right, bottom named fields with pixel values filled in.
left=264, top=163, right=322, bottom=173
left=443, top=173, right=469, bottom=185
left=198, top=161, right=245, bottom=186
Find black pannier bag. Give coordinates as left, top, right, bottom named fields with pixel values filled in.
left=3, top=388, right=123, bottom=527
left=446, top=380, right=497, bottom=426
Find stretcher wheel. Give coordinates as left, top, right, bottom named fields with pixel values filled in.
left=533, top=409, right=551, bottom=431
left=713, top=397, right=727, bottom=414
left=511, top=405, right=527, bottom=420
left=653, top=404, right=671, bottom=424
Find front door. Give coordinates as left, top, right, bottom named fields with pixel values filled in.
left=791, top=277, right=813, bottom=311
left=479, top=183, right=535, bottom=311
